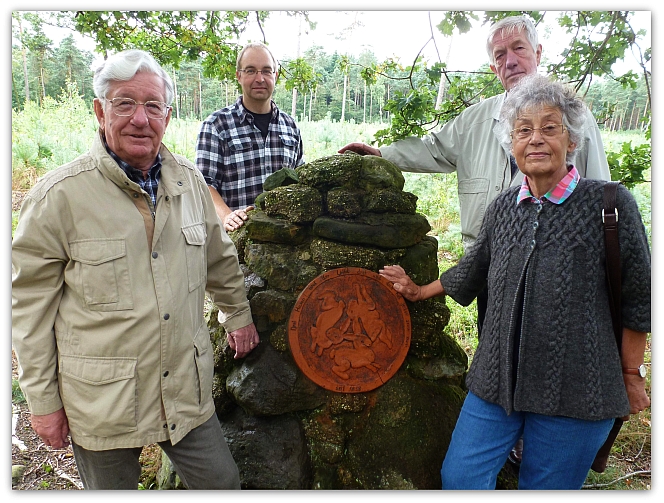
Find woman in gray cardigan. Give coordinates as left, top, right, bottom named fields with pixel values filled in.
left=380, top=74, right=650, bottom=490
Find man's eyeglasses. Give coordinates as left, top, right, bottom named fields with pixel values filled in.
left=510, top=124, right=567, bottom=140
left=104, top=97, right=170, bottom=119
left=239, top=68, right=275, bottom=77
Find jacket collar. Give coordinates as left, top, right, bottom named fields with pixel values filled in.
left=91, top=130, right=191, bottom=198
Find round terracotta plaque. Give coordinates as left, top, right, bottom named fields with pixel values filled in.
left=288, top=267, right=411, bottom=393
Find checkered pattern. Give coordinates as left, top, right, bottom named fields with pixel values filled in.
left=104, top=138, right=161, bottom=209
left=517, top=165, right=580, bottom=205
left=195, top=97, right=304, bottom=210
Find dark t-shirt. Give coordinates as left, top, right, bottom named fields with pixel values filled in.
left=250, top=111, right=272, bottom=140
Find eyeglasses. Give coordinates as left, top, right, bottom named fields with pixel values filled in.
left=238, top=68, right=275, bottom=77
left=104, top=97, right=170, bottom=119
left=510, top=124, right=567, bottom=140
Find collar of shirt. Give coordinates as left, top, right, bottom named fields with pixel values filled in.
left=238, top=96, right=277, bottom=123
left=517, top=165, right=580, bottom=205
left=102, top=135, right=162, bottom=207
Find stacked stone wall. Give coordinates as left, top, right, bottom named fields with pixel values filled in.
left=207, top=153, right=468, bottom=489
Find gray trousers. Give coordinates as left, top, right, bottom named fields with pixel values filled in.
left=71, top=414, right=241, bottom=490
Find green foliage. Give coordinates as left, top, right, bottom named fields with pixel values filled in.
left=606, top=123, right=651, bottom=188
left=375, top=86, right=439, bottom=144
left=607, top=141, right=651, bottom=188
left=283, top=57, right=319, bottom=94
left=12, top=379, right=26, bottom=404
left=71, top=11, right=253, bottom=81
left=12, top=82, right=95, bottom=190
left=374, top=67, right=503, bottom=146
left=436, top=11, right=479, bottom=35
left=554, top=11, right=640, bottom=92
left=12, top=212, right=20, bottom=238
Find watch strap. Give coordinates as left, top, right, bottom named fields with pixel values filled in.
left=622, top=365, right=646, bottom=377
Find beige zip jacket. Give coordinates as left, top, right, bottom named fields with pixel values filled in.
left=380, top=93, right=610, bottom=249
left=12, top=132, right=253, bottom=450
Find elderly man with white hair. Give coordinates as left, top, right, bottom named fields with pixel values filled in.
left=12, top=49, right=258, bottom=490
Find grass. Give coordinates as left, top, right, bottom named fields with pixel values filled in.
left=12, top=378, right=26, bottom=404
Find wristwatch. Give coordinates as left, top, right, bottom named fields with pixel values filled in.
left=623, top=364, right=647, bottom=378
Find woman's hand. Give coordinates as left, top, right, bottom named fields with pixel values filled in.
left=621, top=328, right=650, bottom=420
left=622, top=373, right=650, bottom=420
left=379, top=265, right=425, bottom=302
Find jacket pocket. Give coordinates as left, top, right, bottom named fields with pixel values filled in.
left=193, top=324, right=214, bottom=407
left=181, top=222, right=207, bottom=292
left=59, top=354, right=138, bottom=437
left=69, top=239, right=133, bottom=311
left=457, top=178, right=489, bottom=244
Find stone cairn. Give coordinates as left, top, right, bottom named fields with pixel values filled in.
left=193, top=153, right=468, bottom=489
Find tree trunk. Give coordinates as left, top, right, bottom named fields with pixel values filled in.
left=370, top=87, right=373, bottom=123
left=363, top=81, right=367, bottom=123
left=199, top=71, right=203, bottom=120
left=308, top=90, right=313, bottom=121
left=641, top=101, right=650, bottom=129
left=17, top=16, right=30, bottom=104
left=341, top=74, right=347, bottom=122
left=291, top=89, right=298, bottom=119
left=385, top=83, right=390, bottom=122
left=40, top=66, right=46, bottom=103
left=172, top=70, right=180, bottom=119
left=291, top=15, right=303, bottom=118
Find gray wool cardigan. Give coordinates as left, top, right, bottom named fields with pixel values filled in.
left=441, top=178, right=651, bottom=420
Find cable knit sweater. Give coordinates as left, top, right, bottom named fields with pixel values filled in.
left=441, top=179, right=651, bottom=420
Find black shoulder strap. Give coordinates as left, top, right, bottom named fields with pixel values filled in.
left=603, top=181, right=622, bottom=353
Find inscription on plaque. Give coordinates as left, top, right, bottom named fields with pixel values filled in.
left=288, top=267, right=411, bottom=393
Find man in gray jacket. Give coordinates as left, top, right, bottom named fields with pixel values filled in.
left=340, top=15, right=609, bottom=248
left=12, top=49, right=258, bottom=489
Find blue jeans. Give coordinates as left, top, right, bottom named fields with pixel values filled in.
left=441, top=391, right=614, bottom=490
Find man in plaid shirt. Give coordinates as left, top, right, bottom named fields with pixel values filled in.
left=195, top=42, right=304, bottom=232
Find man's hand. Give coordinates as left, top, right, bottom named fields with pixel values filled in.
left=227, top=323, right=260, bottom=359
left=338, top=142, right=381, bottom=156
left=30, top=408, right=70, bottom=449
left=224, top=205, right=254, bottom=232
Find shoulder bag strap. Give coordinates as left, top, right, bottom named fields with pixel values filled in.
left=603, top=181, right=622, bottom=351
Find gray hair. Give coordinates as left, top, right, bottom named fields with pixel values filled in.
left=93, top=49, right=174, bottom=105
left=236, top=42, right=278, bottom=71
left=494, top=74, right=587, bottom=164
left=486, top=15, right=539, bottom=64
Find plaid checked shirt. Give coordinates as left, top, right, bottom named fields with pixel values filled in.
left=195, top=97, right=304, bottom=210
left=517, top=165, right=580, bottom=205
left=103, top=136, right=161, bottom=211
